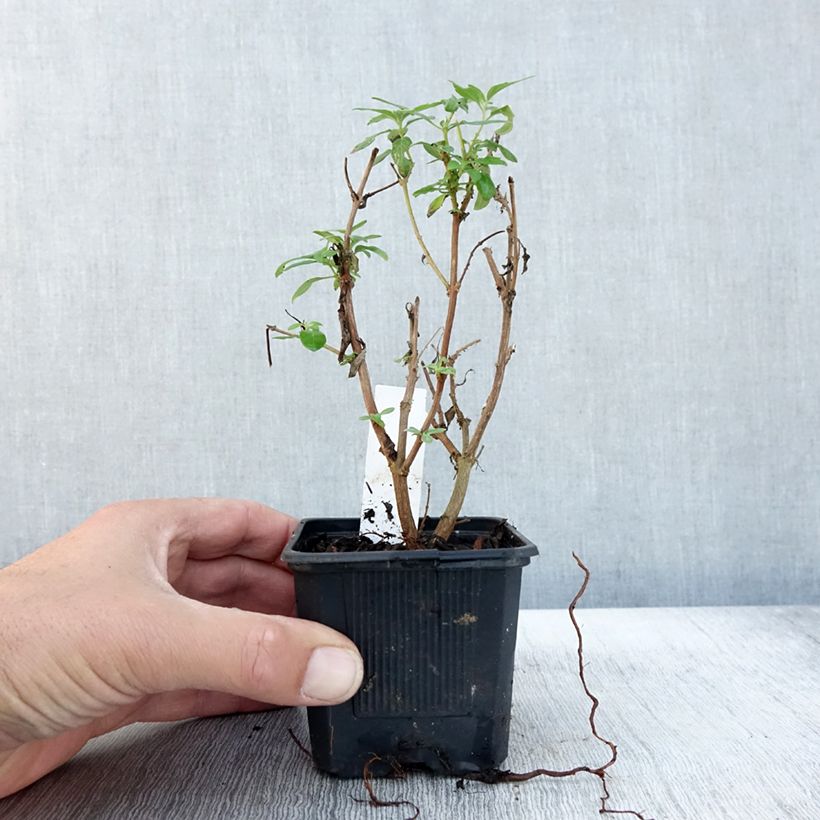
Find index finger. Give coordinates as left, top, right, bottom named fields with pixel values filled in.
left=163, top=498, right=298, bottom=563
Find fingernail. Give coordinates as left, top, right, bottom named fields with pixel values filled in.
left=301, top=647, right=363, bottom=702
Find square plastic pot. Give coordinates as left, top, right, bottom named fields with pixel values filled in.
left=282, top=516, right=538, bottom=778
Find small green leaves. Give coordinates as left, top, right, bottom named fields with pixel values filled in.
left=276, top=241, right=339, bottom=279
left=290, top=320, right=326, bottom=352
left=490, top=104, right=514, bottom=135
left=450, top=81, right=485, bottom=105
left=407, top=426, right=446, bottom=444
left=355, top=244, right=388, bottom=261
left=427, top=193, right=448, bottom=217
left=291, top=275, right=333, bottom=302
left=425, top=356, right=456, bottom=376
left=277, top=219, right=387, bottom=292
left=359, top=407, right=395, bottom=428
left=443, top=95, right=468, bottom=113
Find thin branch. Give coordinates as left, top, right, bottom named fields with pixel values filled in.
left=396, top=173, right=449, bottom=289
left=451, top=338, right=481, bottom=362
left=448, top=371, right=470, bottom=452
left=418, top=482, right=432, bottom=536
left=338, top=148, right=397, bottom=462
left=465, top=179, right=521, bottom=459
left=433, top=428, right=460, bottom=461
left=266, top=325, right=341, bottom=360
left=418, top=326, right=443, bottom=360
left=459, top=229, right=505, bottom=285
left=396, top=298, right=421, bottom=467
left=403, top=209, right=463, bottom=472
left=343, top=157, right=356, bottom=202
left=420, top=366, right=441, bottom=421
left=420, top=366, right=461, bottom=460
left=360, top=177, right=401, bottom=207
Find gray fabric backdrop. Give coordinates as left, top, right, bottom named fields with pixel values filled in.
left=1, top=0, right=818, bottom=608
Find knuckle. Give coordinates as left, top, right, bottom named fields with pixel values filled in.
left=239, top=621, right=283, bottom=690
left=91, top=500, right=139, bottom=523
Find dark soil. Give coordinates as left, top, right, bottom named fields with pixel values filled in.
left=302, top=518, right=515, bottom=553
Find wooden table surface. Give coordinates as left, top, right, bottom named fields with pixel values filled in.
left=2, top=606, right=818, bottom=819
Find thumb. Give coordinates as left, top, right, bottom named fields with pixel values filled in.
left=139, top=597, right=363, bottom=706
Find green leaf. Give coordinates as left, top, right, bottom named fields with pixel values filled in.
left=451, top=81, right=484, bottom=105
left=466, top=167, right=482, bottom=183
left=421, top=142, right=443, bottom=159
left=351, top=134, right=377, bottom=153
left=425, top=356, right=456, bottom=376
left=413, top=182, right=440, bottom=196
left=489, top=104, right=514, bottom=135
left=392, top=135, right=412, bottom=152
left=356, top=245, right=388, bottom=261
left=360, top=406, right=394, bottom=428
left=408, top=425, right=446, bottom=444
left=313, top=229, right=343, bottom=242
left=480, top=156, right=507, bottom=165
left=443, top=95, right=460, bottom=113
left=475, top=172, right=496, bottom=200
left=370, top=96, right=406, bottom=108
left=498, top=144, right=518, bottom=162
left=427, top=193, right=447, bottom=217
left=373, top=148, right=390, bottom=165
left=474, top=192, right=490, bottom=210
left=291, top=276, right=332, bottom=301
left=460, top=119, right=505, bottom=127
left=299, top=326, right=326, bottom=351
left=487, top=75, right=535, bottom=100
left=447, top=158, right=461, bottom=172
left=394, top=153, right=414, bottom=177
left=275, top=257, right=321, bottom=277
left=411, top=99, right=444, bottom=113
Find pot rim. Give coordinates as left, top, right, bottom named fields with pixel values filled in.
left=282, top=516, right=539, bottom=570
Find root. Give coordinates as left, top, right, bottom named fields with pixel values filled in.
left=461, top=553, right=652, bottom=819
left=354, top=755, right=420, bottom=820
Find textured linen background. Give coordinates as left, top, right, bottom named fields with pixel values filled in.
left=1, top=1, right=818, bottom=608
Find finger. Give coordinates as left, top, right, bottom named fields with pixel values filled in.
left=140, top=597, right=363, bottom=707
left=106, top=497, right=297, bottom=564
left=173, top=556, right=295, bottom=616
left=167, top=498, right=298, bottom=562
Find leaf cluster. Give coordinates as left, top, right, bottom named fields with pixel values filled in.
left=275, top=219, right=389, bottom=302
left=351, top=77, right=530, bottom=214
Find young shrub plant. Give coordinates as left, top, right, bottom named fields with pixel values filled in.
left=267, top=79, right=531, bottom=548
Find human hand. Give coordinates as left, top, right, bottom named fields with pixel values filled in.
left=0, top=498, right=363, bottom=798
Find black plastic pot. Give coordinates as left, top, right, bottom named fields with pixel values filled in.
left=282, top=516, right=538, bottom=778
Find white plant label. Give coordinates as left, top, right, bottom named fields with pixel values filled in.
left=360, top=384, right=427, bottom=544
